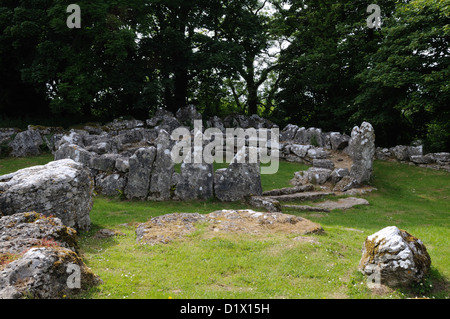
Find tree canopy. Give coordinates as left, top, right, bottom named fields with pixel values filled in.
left=0, top=0, right=448, bottom=151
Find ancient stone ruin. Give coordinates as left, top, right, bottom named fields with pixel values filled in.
left=282, top=121, right=376, bottom=193
left=376, top=145, right=450, bottom=173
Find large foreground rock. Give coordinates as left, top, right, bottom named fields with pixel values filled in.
left=0, top=159, right=94, bottom=231
left=359, top=226, right=431, bottom=288
left=0, top=212, right=101, bottom=299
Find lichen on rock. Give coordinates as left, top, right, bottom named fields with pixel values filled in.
left=359, top=226, right=431, bottom=288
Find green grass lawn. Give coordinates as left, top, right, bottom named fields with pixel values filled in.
left=0, top=155, right=448, bottom=299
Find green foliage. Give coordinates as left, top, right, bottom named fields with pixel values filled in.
left=0, top=0, right=448, bottom=151
left=354, top=0, right=450, bottom=148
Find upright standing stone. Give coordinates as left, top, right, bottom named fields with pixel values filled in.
left=214, top=147, right=263, bottom=201
left=125, top=147, right=156, bottom=200
left=148, top=130, right=174, bottom=201
left=174, top=162, right=214, bottom=200
left=349, top=122, right=376, bottom=185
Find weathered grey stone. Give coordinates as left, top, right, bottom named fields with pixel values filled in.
left=249, top=196, right=281, bottom=212
left=214, top=147, right=263, bottom=202
left=0, top=212, right=79, bottom=255
left=85, top=141, right=114, bottom=155
left=375, top=147, right=392, bottom=160
left=176, top=105, right=202, bottom=127
left=265, top=191, right=334, bottom=202
left=54, top=144, right=94, bottom=167
left=431, top=152, right=450, bottom=163
left=317, top=197, right=369, bottom=211
left=0, top=128, right=20, bottom=145
left=136, top=210, right=323, bottom=245
left=305, top=127, right=324, bottom=147
left=306, top=147, right=330, bottom=160
left=54, top=130, right=86, bottom=149
left=407, top=145, right=423, bottom=158
left=410, top=155, right=434, bottom=165
left=147, top=108, right=182, bottom=134
left=329, top=132, right=350, bottom=151
left=115, top=157, right=130, bottom=172
left=248, top=114, right=277, bottom=129
left=359, top=226, right=431, bottom=288
left=262, top=184, right=314, bottom=196
left=0, top=159, right=94, bottom=231
left=330, top=168, right=350, bottom=185
left=349, top=122, right=376, bottom=185
left=105, top=118, right=144, bottom=131
left=333, top=175, right=357, bottom=192
left=206, top=116, right=225, bottom=132
left=293, top=127, right=307, bottom=144
left=290, top=144, right=311, bottom=158
left=390, top=145, right=409, bottom=161
left=8, top=129, right=43, bottom=157
left=124, top=147, right=156, bottom=200
left=0, top=247, right=101, bottom=299
left=294, top=167, right=332, bottom=185
left=95, top=174, right=126, bottom=197
left=280, top=124, right=299, bottom=141
left=175, top=162, right=214, bottom=200
left=90, top=154, right=120, bottom=172
left=313, top=159, right=335, bottom=170
left=148, top=130, right=174, bottom=201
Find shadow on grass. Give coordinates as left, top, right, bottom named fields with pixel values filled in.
left=396, top=267, right=449, bottom=299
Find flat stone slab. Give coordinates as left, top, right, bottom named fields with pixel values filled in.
left=262, top=184, right=314, bottom=196
left=136, top=210, right=324, bottom=245
left=317, top=197, right=369, bottom=211
left=282, top=205, right=330, bottom=212
left=282, top=197, right=369, bottom=212
left=264, top=191, right=335, bottom=202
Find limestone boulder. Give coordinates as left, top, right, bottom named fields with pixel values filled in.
left=0, top=247, right=101, bottom=299
left=95, top=174, right=126, bottom=197
left=175, top=105, right=202, bottom=127
left=333, top=175, right=357, bottom=192
left=0, top=159, right=94, bottom=231
left=313, top=159, right=335, bottom=170
left=280, top=124, right=299, bottom=142
left=54, top=144, right=94, bottom=167
left=174, top=162, right=214, bottom=200
left=0, top=212, right=78, bottom=255
left=330, top=168, right=350, bottom=185
left=8, top=129, right=43, bottom=157
left=146, top=108, right=181, bottom=134
left=291, top=167, right=332, bottom=185
left=214, top=148, right=263, bottom=202
left=329, top=132, right=350, bottom=151
left=359, top=226, right=431, bottom=288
